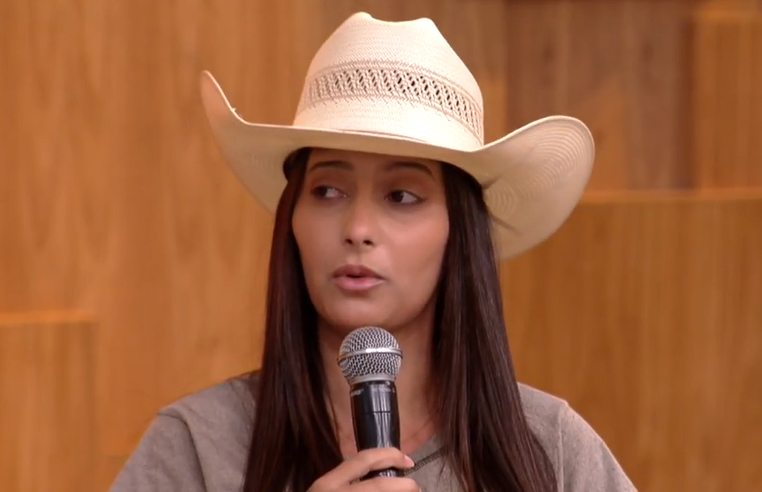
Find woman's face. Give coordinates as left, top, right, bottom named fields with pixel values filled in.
left=292, top=148, right=449, bottom=336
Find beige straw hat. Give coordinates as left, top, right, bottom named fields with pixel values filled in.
left=199, top=12, right=595, bottom=260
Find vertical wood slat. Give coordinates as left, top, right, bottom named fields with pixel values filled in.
left=0, top=312, right=97, bottom=492
left=501, top=0, right=691, bottom=190
left=691, top=6, right=762, bottom=187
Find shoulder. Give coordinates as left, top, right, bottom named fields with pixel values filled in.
left=108, top=374, right=256, bottom=492
left=517, top=383, right=638, bottom=492
left=158, top=373, right=255, bottom=441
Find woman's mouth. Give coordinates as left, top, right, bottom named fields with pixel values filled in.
left=332, top=265, right=385, bottom=293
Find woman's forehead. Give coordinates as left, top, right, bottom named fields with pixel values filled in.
left=306, top=148, right=439, bottom=171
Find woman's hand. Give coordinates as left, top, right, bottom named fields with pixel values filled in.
left=308, top=448, right=420, bottom=491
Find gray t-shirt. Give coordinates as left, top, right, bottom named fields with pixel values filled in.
left=108, top=375, right=637, bottom=491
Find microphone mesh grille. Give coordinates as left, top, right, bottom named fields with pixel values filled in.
left=338, top=327, right=402, bottom=384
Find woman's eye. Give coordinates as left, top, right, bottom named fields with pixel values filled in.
left=387, top=190, right=421, bottom=204
left=311, top=186, right=343, bottom=199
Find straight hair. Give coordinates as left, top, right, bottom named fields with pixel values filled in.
left=242, top=148, right=557, bottom=492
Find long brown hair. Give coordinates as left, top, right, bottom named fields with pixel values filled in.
left=242, top=148, right=557, bottom=492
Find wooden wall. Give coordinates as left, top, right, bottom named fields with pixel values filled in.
left=0, top=0, right=760, bottom=491
left=503, top=190, right=762, bottom=491
left=0, top=312, right=97, bottom=492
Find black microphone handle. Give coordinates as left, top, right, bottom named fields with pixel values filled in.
left=350, top=379, right=404, bottom=480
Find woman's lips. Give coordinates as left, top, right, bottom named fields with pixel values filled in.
left=331, top=264, right=385, bottom=293
left=332, top=275, right=384, bottom=292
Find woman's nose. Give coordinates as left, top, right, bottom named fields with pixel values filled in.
left=342, top=197, right=377, bottom=248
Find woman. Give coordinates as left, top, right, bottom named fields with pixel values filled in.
left=110, top=12, right=636, bottom=492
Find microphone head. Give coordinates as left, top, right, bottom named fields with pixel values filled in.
left=337, top=327, right=402, bottom=385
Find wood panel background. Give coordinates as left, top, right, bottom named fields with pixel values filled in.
left=0, top=312, right=97, bottom=492
left=503, top=190, right=762, bottom=492
left=0, top=0, right=760, bottom=491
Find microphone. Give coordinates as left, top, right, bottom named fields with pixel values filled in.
left=337, top=326, right=404, bottom=480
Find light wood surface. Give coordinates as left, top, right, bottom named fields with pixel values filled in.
left=0, top=312, right=97, bottom=492
left=504, top=191, right=762, bottom=492
left=691, top=5, right=762, bottom=187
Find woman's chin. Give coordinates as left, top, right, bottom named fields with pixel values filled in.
left=325, top=317, right=390, bottom=334
left=318, top=310, right=400, bottom=337
left=314, top=297, right=433, bottom=339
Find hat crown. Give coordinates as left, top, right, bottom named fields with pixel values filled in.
left=293, top=13, right=485, bottom=150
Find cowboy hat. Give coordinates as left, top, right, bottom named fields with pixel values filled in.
left=199, top=12, right=595, bottom=260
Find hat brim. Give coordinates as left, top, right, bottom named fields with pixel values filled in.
left=199, top=71, right=595, bottom=260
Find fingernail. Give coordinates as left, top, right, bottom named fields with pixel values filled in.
left=405, top=455, right=415, bottom=467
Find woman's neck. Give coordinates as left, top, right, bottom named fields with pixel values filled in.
left=318, top=317, right=437, bottom=456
